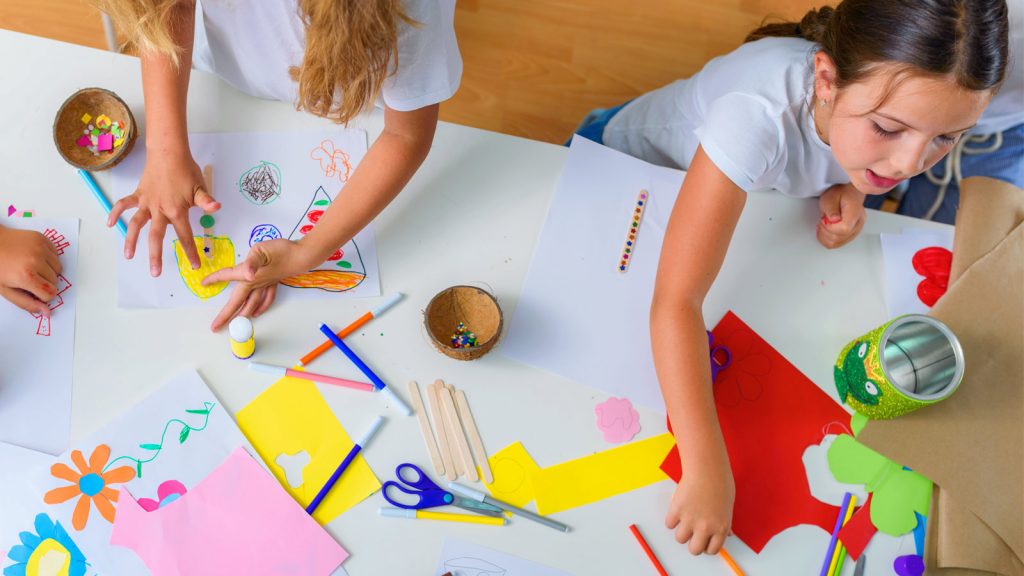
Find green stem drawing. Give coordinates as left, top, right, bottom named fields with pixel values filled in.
left=103, top=402, right=216, bottom=478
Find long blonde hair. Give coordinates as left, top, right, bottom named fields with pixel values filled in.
left=96, top=0, right=414, bottom=124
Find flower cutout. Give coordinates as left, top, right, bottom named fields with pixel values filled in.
left=43, top=444, right=136, bottom=531
left=138, top=480, right=188, bottom=512
left=714, top=326, right=771, bottom=407
left=4, top=513, right=87, bottom=576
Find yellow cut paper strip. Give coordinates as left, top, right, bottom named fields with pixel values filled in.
left=238, top=375, right=381, bottom=525
left=532, top=433, right=674, bottom=515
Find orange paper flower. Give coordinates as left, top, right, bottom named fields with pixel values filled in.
left=43, top=444, right=136, bottom=531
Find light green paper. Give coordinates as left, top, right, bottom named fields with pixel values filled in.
left=827, top=434, right=932, bottom=536
left=851, top=412, right=869, bottom=437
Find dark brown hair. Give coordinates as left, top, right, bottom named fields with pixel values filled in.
left=746, top=0, right=1009, bottom=92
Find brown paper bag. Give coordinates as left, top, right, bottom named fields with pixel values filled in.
left=858, top=177, right=1024, bottom=575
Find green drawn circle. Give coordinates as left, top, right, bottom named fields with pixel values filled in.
left=238, top=161, right=283, bottom=206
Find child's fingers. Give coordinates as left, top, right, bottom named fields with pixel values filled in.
left=109, top=194, right=139, bottom=227
left=237, top=289, right=263, bottom=319
left=253, top=285, right=277, bottom=317
left=818, top=189, right=843, bottom=223
left=202, top=251, right=261, bottom=286
left=665, top=504, right=681, bottom=530
left=210, top=285, right=251, bottom=332
left=688, top=528, right=711, bottom=556
left=171, top=216, right=201, bottom=270
left=34, top=266, right=58, bottom=297
left=0, top=286, right=49, bottom=316
left=124, top=208, right=150, bottom=259
left=148, top=216, right=168, bottom=277
left=707, top=532, right=726, bottom=555
left=673, top=521, right=694, bottom=545
left=194, top=188, right=221, bottom=213
left=43, top=247, right=62, bottom=275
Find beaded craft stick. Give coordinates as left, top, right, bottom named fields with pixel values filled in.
left=618, top=189, right=648, bottom=273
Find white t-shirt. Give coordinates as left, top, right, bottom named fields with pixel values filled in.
left=192, top=0, right=462, bottom=112
left=603, top=37, right=847, bottom=198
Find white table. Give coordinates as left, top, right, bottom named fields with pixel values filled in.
left=2, top=30, right=947, bottom=575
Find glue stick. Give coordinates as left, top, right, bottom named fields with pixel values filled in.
left=229, top=316, right=255, bottom=359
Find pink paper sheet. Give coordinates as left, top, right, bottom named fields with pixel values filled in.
left=110, top=447, right=347, bottom=575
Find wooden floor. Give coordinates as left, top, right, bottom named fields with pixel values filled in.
left=1, top=0, right=823, bottom=144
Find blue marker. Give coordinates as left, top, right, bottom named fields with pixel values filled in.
left=318, top=323, right=412, bottom=415
left=306, top=415, right=385, bottom=515
left=77, top=169, right=127, bottom=238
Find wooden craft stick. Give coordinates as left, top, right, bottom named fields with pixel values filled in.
left=440, top=384, right=478, bottom=482
left=408, top=381, right=444, bottom=476
left=455, top=389, right=493, bottom=484
left=427, top=380, right=456, bottom=481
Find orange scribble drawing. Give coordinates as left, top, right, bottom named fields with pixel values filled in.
left=281, top=270, right=366, bottom=292
left=310, top=140, right=353, bottom=185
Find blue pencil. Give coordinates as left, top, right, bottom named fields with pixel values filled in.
left=820, top=492, right=853, bottom=576
left=77, top=169, right=127, bottom=238
left=306, top=416, right=385, bottom=515
left=318, top=323, right=412, bottom=415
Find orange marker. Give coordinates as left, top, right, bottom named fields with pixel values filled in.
left=720, top=547, right=745, bottom=576
left=298, top=293, right=402, bottom=366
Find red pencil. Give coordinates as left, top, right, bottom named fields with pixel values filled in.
left=629, top=524, right=669, bottom=576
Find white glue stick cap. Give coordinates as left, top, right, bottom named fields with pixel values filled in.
left=229, top=316, right=254, bottom=343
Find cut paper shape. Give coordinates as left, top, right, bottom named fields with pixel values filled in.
left=30, top=274, right=72, bottom=337
left=912, top=511, right=926, bottom=556
left=3, top=513, right=87, bottom=576
left=436, top=538, right=571, bottom=576
left=249, top=223, right=282, bottom=247
left=42, top=444, right=136, bottom=531
left=104, top=402, right=217, bottom=479
left=111, top=447, right=348, bottom=575
left=532, top=433, right=674, bottom=515
left=281, top=187, right=367, bottom=292
left=836, top=494, right=877, bottom=560
left=482, top=442, right=540, bottom=508
left=660, top=311, right=849, bottom=553
left=827, top=434, right=932, bottom=536
left=137, top=480, right=187, bottom=512
left=912, top=246, right=952, bottom=307
left=310, top=139, right=352, bottom=185
left=594, top=397, right=641, bottom=443
left=237, top=376, right=381, bottom=525
left=801, top=436, right=868, bottom=507
left=275, top=451, right=312, bottom=490
left=172, top=237, right=235, bottom=300
left=238, top=160, right=282, bottom=205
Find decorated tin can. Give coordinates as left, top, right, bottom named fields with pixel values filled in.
left=834, top=314, right=964, bottom=419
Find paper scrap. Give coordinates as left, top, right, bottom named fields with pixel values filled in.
left=237, top=376, right=381, bottom=525
left=532, top=433, right=673, bottom=515
left=595, top=397, right=641, bottom=443
left=111, top=447, right=347, bottom=575
left=880, top=228, right=954, bottom=317
left=435, top=537, right=571, bottom=576
left=482, top=442, right=540, bottom=508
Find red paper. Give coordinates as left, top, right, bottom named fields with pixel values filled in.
left=837, top=494, right=877, bottom=560
left=659, top=311, right=848, bottom=553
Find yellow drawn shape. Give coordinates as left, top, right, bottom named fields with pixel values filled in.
left=237, top=375, right=381, bottom=525
left=482, top=441, right=541, bottom=508
left=532, top=433, right=674, bottom=515
left=172, top=236, right=234, bottom=300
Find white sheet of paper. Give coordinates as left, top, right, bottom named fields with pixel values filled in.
left=111, top=130, right=380, bottom=308
left=0, top=441, right=52, bottom=562
left=0, top=217, right=79, bottom=455
left=880, top=228, right=953, bottom=318
left=435, top=538, right=572, bottom=576
left=501, top=136, right=684, bottom=412
left=3, top=370, right=261, bottom=575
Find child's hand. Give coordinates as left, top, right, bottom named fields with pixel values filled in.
left=665, top=458, right=735, bottom=555
left=0, top=226, right=62, bottom=316
left=201, top=238, right=315, bottom=332
left=817, top=183, right=867, bottom=249
left=109, top=151, right=221, bottom=277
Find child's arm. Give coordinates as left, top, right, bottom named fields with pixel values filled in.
left=0, top=224, right=62, bottom=316
left=651, top=145, right=745, bottom=555
left=817, top=182, right=867, bottom=249
left=202, top=103, right=439, bottom=331
left=108, top=0, right=219, bottom=277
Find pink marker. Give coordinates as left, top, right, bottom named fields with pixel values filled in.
left=249, top=362, right=374, bottom=392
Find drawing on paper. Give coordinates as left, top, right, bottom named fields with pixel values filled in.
left=104, top=402, right=217, bottom=479
left=138, top=480, right=188, bottom=511
left=281, top=187, right=366, bottom=292
left=248, top=224, right=282, bottom=247
left=238, top=161, right=282, bottom=205
left=3, top=513, right=88, bottom=575
left=43, top=444, right=136, bottom=531
left=30, top=274, right=72, bottom=337
left=444, top=557, right=507, bottom=576
left=310, top=140, right=352, bottom=185
left=912, top=246, right=952, bottom=307
left=172, top=237, right=235, bottom=300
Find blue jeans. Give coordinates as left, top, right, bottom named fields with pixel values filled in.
left=567, top=101, right=632, bottom=146
left=865, top=123, right=1024, bottom=224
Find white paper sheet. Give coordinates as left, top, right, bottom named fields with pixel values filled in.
left=0, top=370, right=260, bottom=575
left=0, top=217, right=80, bottom=455
left=880, top=228, right=954, bottom=318
left=111, top=130, right=380, bottom=308
left=501, top=136, right=685, bottom=412
left=0, top=441, right=52, bottom=563
left=435, top=538, right=573, bottom=576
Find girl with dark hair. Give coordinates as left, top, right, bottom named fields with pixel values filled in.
left=574, top=0, right=1009, bottom=556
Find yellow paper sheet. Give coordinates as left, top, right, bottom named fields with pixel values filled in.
left=482, top=441, right=540, bottom=507
left=237, top=375, right=381, bottom=524
left=532, top=433, right=674, bottom=515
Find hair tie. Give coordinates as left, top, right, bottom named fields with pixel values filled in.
left=794, top=24, right=802, bottom=35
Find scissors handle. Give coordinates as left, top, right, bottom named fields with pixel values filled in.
left=707, top=331, right=731, bottom=383
left=382, top=480, right=453, bottom=509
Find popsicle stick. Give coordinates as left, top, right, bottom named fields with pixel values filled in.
left=428, top=380, right=456, bottom=481
left=408, top=381, right=444, bottom=476
left=440, top=384, right=478, bottom=482
left=455, top=389, right=493, bottom=484
left=436, top=381, right=465, bottom=478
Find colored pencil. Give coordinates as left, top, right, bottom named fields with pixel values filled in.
left=628, top=524, right=668, bottom=576
left=820, top=493, right=853, bottom=576
left=827, top=495, right=858, bottom=576
left=299, top=293, right=402, bottom=366
left=77, top=169, right=127, bottom=237
left=720, top=547, right=745, bottom=576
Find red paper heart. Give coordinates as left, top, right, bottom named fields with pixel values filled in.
left=912, top=246, right=952, bottom=307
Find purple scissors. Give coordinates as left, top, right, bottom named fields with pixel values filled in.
left=708, top=330, right=731, bottom=382
left=381, top=463, right=503, bottom=516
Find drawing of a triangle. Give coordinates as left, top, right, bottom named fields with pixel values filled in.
left=281, top=186, right=366, bottom=292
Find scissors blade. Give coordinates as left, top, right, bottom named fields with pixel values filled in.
left=452, top=496, right=505, bottom=517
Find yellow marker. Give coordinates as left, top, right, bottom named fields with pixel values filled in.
left=229, top=316, right=255, bottom=360
left=827, top=494, right=858, bottom=576
left=378, top=507, right=506, bottom=526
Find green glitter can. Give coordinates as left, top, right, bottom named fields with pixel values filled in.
left=834, top=314, right=964, bottom=419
